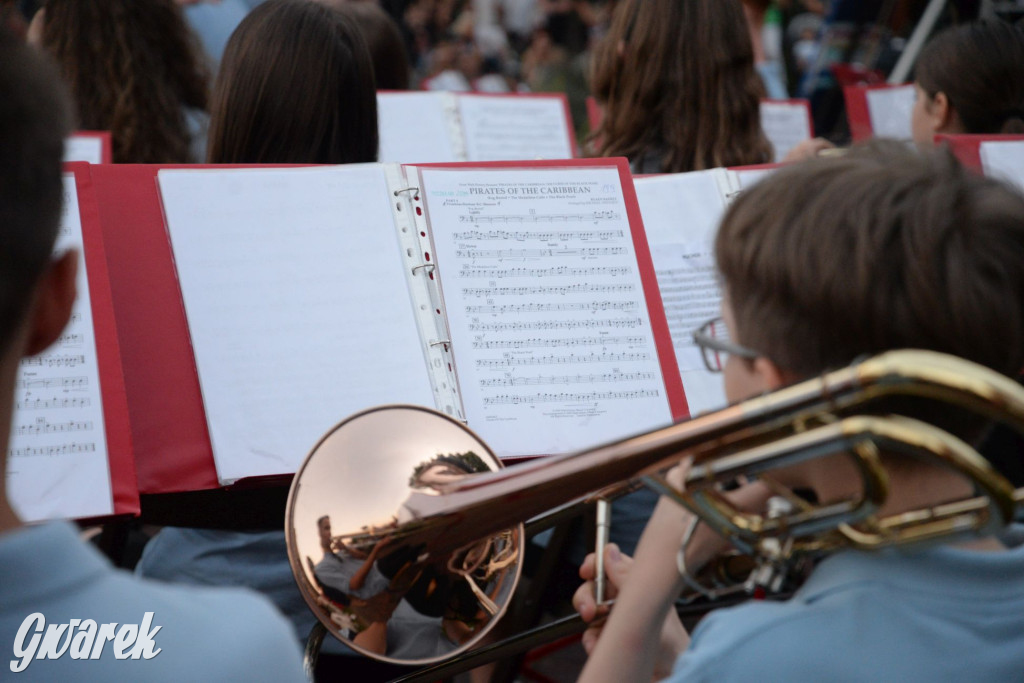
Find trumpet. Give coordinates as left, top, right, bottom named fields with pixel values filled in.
left=285, top=350, right=1024, bottom=671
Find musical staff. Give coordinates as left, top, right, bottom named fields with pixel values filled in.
left=472, top=336, right=646, bottom=350
left=17, top=396, right=91, bottom=410
left=10, top=442, right=97, bottom=458
left=463, top=283, right=635, bottom=298
left=18, top=376, right=89, bottom=390
left=465, top=301, right=637, bottom=315
left=21, top=354, right=86, bottom=369
left=480, top=372, right=655, bottom=387
left=482, top=389, right=660, bottom=406
left=456, top=247, right=627, bottom=259
left=458, top=211, right=620, bottom=225
left=475, top=352, right=650, bottom=367
left=469, top=317, right=643, bottom=332
left=459, top=266, right=632, bottom=279
left=452, top=229, right=625, bottom=242
left=16, top=419, right=94, bottom=436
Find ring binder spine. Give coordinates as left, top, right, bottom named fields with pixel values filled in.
left=385, top=164, right=466, bottom=422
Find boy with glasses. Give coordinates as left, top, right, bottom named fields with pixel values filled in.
left=574, top=141, right=1024, bottom=681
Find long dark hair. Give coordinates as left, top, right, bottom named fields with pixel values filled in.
left=916, top=20, right=1024, bottom=135
left=590, top=0, right=772, bottom=173
left=39, top=0, right=209, bottom=163
left=207, top=0, right=379, bottom=164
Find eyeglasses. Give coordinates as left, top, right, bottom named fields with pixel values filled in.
left=692, top=317, right=759, bottom=373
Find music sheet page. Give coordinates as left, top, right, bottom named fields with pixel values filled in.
left=866, top=85, right=915, bottom=140
left=377, top=92, right=461, bottom=163
left=159, top=165, right=435, bottom=484
left=760, top=101, right=812, bottom=162
left=417, top=165, right=673, bottom=457
left=635, top=172, right=727, bottom=416
left=64, top=135, right=104, bottom=164
left=980, top=141, right=1024, bottom=193
left=457, top=95, right=575, bottom=161
left=8, top=174, right=113, bottom=521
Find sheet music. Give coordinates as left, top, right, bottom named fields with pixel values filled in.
left=457, top=95, right=575, bottom=161
left=866, top=85, right=915, bottom=140
left=635, top=172, right=727, bottom=415
left=980, top=141, right=1024, bottom=193
left=64, top=135, right=105, bottom=164
left=760, top=101, right=812, bottom=162
left=377, top=92, right=461, bottom=163
left=8, top=174, right=113, bottom=521
left=419, top=166, right=672, bottom=457
left=159, top=165, right=435, bottom=484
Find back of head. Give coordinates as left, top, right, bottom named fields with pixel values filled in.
left=207, top=0, right=379, bottom=164
left=0, top=30, right=71, bottom=354
left=591, top=0, right=772, bottom=173
left=916, top=20, right=1024, bottom=135
left=717, top=141, right=1024, bottom=381
left=322, top=0, right=410, bottom=91
left=39, top=0, right=208, bottom=163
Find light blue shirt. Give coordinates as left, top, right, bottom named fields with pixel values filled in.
left=0, top=523, right=305, bottom=681
left=671, top=531, right=1024, bottom=682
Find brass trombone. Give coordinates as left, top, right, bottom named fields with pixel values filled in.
left=285, top=350, right=1024, bottom=674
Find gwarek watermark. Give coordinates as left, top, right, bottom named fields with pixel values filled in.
left=10, top=612, right=161, bottom=673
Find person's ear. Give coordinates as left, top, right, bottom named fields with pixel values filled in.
left=929, top=91, right=958, bottom=134
left=752, top=356, right=787, bottom=392
left=616, top=39, right=625, bottom=58
left=24, top=250, right=78, bottom=357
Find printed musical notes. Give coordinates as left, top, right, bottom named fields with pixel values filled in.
left=419, top=165, right=672, bottom=456
left=457, top=94, right=575, bottom=161
left=7, top=174, right=113, bottom=522
left=634, top=172, right=729, bottom=415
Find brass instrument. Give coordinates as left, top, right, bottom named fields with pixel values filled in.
left=285, top=350, right=1024, bottom=672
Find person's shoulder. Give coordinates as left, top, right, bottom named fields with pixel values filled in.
left=96, top=571, right=307, bottom=680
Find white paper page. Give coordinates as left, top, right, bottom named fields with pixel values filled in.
left=457, top=95, right=575, bottom=161
left=419, top=166, right=673, bottom=457
left=760, top=101, right=812, bottom=162
left=635, top=172, right=727, bottom=415
left=866, top=85, right=915, bottom=140
left=980, top=141, right=1024, bottom=193
left=377, top=92, right=460, bottom=163
left=8, top=174, right=113, bottom=521
left=735, top=167, right=776, bottom=190
left=64, top=135, right=104, bottom=164
left=159, top=165, right=435, bottom=483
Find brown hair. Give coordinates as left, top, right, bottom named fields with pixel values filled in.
left=0, top=29, right=71, bottom=353
left=39, top=0, right=209, bottom=163
left=207, top=0, right=379, bottom=164
left=716, top=141, right=1024, bottom=381
left=323, top=0, right=411, bottom=90
left=591, top=0, right=772, bottom=173
left=916, top=20, right=1024, bottom=135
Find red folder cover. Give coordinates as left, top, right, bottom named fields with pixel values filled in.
left=935, top=134, right=1024, bottom=172
left=91, top=164, right=222, bottom=493
left=69, top=163, right=140, bottom=516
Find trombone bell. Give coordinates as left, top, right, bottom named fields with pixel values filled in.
left=285, top=405, right=523, bottom=665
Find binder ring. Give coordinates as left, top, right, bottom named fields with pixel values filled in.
left=412, top=263, right=436, bottom=275
left=429, top=339, right=451, bottom=347
left=393, top=187, right=420, bottom=197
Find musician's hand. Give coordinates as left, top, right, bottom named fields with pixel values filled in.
left=574, top=544, right=687, bottom=679
left=573, top=544, right=628, bottom=645
left=782, top=137, right=836, bottom=163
